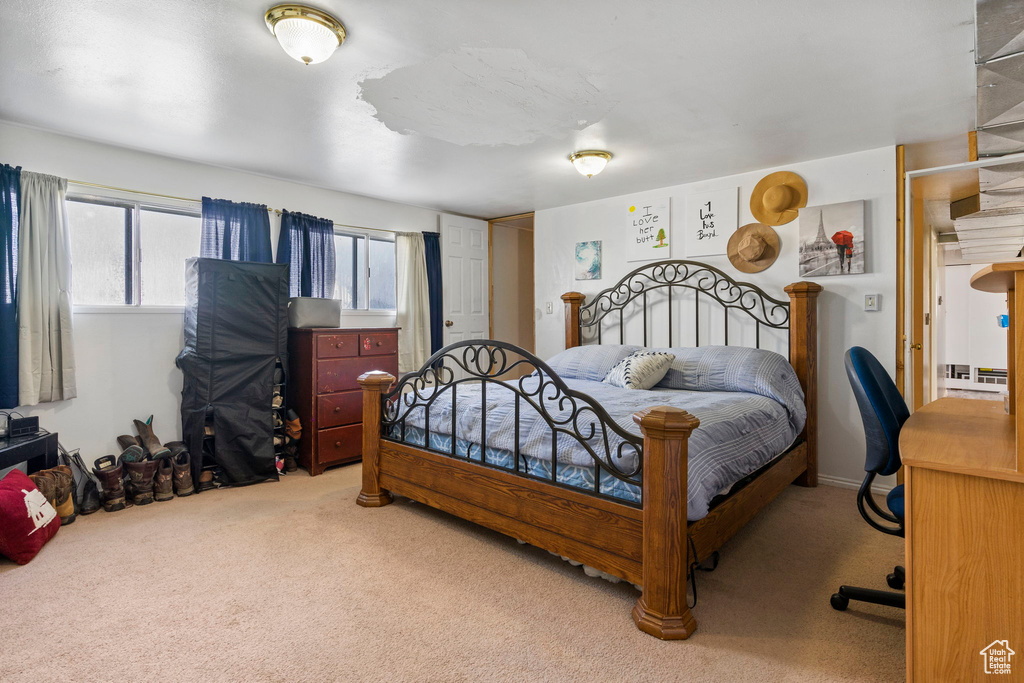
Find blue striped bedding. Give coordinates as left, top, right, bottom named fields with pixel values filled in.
left=391, top=345, right=805, bottom=521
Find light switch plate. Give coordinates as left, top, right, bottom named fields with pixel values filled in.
left=864, top=294, right=880, bottom=311
left=546, top=302, right=554, bottom=314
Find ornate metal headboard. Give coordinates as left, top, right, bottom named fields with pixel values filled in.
left=562, top=260, right=794, bottom=354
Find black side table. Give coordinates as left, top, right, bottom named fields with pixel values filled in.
left=0, top=432, right=58, bottom=475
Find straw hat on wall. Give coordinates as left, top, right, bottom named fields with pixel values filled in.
left=750, top=171, right=807, bottom=226
left=727, top=223, right=780, bottom=273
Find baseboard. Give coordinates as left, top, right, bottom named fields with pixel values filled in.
left=818, top=473, right=893, bottom=496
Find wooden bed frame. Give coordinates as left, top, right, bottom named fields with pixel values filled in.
left=356, top=260, right=822, bottom=639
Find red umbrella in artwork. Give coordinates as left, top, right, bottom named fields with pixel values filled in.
left=831, top=230, right=854, bottom=248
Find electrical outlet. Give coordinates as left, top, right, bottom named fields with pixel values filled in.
left=546, top=302, right=554, bottom=314
left=864, top=294, right=880, bottom=312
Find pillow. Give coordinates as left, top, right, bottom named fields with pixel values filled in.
left=0, top=469, right=61, bottom=565
left=603, top=350, right=675, bottom=390
left=542, top=345, right=640, bottom=382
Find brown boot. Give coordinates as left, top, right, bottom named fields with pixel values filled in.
left=168, top=448, right=194, bottom=497
left=116, top=434, right=140, bottom=452
left=153, top=457, right=174, bottom=502
left=133, top=417, right=171, bottom=460
left=48, top=465, right=77, bottom=525
left=92, top=456, right=127, bottom=512
left=27, top=471, right=59, bottom=514
left=124, top=458, right=158, bottom=506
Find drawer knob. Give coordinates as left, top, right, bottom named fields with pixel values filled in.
left=336, top=342, right=343, bottom=348
left=334, top=407, right=341, bottom=413
left=376, top=341, right=383, bottom=347
left=335, top=441, right=341, bottom=448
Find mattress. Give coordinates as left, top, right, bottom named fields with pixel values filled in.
left=389, top=376, right=802, bottom=521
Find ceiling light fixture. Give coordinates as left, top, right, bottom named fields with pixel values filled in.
left=265, top=4, right=346, bottom=65
left=569, top=150, right=612, bottom=178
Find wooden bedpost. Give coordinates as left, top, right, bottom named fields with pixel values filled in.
left=561, top=292, right=585, bottom=349
left=632, top=405, right=701, bottom=640
left=784, top=281, right=822, bottom=488
left=356, top=371, right=396, bottom=507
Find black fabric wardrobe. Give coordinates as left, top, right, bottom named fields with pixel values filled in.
left=176, top=258, right=288, bottom=487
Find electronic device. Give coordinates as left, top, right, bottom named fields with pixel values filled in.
left=9, top=416, right=40, bottom=438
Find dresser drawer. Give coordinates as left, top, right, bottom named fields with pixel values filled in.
left=359, top=332, right=398, bottom=356
left=317, top=356, right=399, bottom=393
left=318, top=391, right=362, bottom=429
left=317, top=333, right=358, bottom=359
left=317, top=424, right=362, bottom=465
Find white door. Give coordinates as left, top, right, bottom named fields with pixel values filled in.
left=441, top=215, right=489, bottom=355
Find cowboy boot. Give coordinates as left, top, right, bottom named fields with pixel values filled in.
left=92, top=456, right=127, bottom=512
left=117, top=434, right=140, bottom=452
left=28, top=471, right=59, bottom=514
left=170, top=449, right=194, bottom=497
left=124, top=458, right=158, bottom=506
left=133, top=416, right=171, bottom=460
left=153, top=458, right=174, bottom=502
left=47, top=465, right=77, bottom=525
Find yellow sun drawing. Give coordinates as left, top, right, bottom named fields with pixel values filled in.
left=629, top=206, right=636, bottom=212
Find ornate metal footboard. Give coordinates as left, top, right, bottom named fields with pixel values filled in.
left=377, top=340, right=644, bottom=505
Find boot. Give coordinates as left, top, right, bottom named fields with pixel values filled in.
left=92, top=456, right=127, bottom=512
left=27, top=471, right=59, bottom=515
left=116, top=434, right=140, bottom=452
left=153, top=457, right=174, bottom=502
left=48, top=465, right=77, bottom=525
left=124, top=458, right=158, bottom=506
left=133, top=416, right=171, bottom=460
left=171, top=450, right=194, bottom=497
left=64, top=448, right=101, bottom=515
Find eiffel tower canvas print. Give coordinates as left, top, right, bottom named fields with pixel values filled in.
left=798, top=200, right=865, bottom=277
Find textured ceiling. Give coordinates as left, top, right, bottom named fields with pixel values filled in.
left=0, top=0, right=977, bottom=217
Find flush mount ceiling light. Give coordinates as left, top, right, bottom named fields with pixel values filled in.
left=569, top=150, right=612, bottom=178
left=265, top=4, right=346, bottom=65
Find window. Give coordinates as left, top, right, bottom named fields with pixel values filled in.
left=67, top=195, right=201, bottom=307
left=334, top=231, right=395, bottom=311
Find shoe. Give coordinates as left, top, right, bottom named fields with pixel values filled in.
left=48, top=465, right=77, bottom=525
left=284, top=410, right=302, bottom=440
left=63, top=447, right=101, bottom=516
left=27, top=470, right=59, bottom=514
left=133, top=416, right=171, bottom=460
left=272, top=394, right=283, bottom=408
left=92, top=456, right=127, bottom=512
left=153, top=458, right=174, bottom=502
left=123, top=457, right=158, bottom=506
left=171, top=450, right=194, bottom=497
left=198, top=470, right=215, bottom=492
left=116, top=434, right=140, bottom=452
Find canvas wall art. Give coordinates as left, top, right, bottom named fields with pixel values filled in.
left=624, top=199, right=670, bottom=261
left=798, top=200, right=865, bottom=276
left=575, top=240, right=602, bottom=280
left=683, top=187, right=738, bottom=257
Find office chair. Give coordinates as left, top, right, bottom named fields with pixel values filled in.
left=830, top=346, right=907, bottom=611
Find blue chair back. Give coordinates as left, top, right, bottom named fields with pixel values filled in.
left=845, top=347, right=908, bottom=476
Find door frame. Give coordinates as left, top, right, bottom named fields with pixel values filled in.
left=487, top=211, right=535, bottom=342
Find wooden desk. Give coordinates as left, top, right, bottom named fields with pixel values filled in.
left=901, top=401, right=1024, bottom=681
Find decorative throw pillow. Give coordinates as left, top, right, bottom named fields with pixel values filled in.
left=0, top=469, right=61, bottom=565
left=603, top=350, right=676, bottom=390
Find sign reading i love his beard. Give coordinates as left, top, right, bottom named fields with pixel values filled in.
left=684, top=187, right=738, bottom=258
left=625, top=199, right=671, bottom=262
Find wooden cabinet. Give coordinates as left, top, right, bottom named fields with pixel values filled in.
left=288, top=327, right=399, bottom=476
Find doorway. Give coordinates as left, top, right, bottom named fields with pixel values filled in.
left=488, top=213, right=535, bottom=355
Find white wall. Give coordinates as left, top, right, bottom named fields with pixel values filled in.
left=1, top=122, right=441, bottom=463
left=534, top=146, right=897, bottom=488
left=939, top=264, right=1009, bottom=392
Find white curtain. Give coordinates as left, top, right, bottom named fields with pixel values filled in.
left=395, top=232, right=431, bottom=373
left=18, top=172, right=76, bottom=405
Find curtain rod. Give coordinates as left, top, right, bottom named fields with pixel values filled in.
left=68, top=179, right=401, bottom=235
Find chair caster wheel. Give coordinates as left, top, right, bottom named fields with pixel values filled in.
left=886, top=572, right=904, bottom=590
left=830, top=593, right=849, bottom=611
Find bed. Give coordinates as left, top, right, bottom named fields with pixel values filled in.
left=356, top=260, right=822, bottom=639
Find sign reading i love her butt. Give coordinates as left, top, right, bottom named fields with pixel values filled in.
left=625, top=199, right=671, bottom=262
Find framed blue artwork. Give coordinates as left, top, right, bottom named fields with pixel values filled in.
left=575, top=240, right=602, bottom=280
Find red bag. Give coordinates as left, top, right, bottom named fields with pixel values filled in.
left=0, top=469, right=61, bottom=564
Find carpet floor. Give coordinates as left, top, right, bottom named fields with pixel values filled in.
left=0, top=466, right=904, bottom=682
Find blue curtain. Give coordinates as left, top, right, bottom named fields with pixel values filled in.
left=200, top=197, right=273, bottom=263
left=0, top=164, right=20, bottom=408
left=422, top=231, right=443, bottom=353
left=276, top=210, right=336, bottom=298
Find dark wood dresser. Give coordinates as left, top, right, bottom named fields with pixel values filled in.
left=288, top=327, right=399, bottom=476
